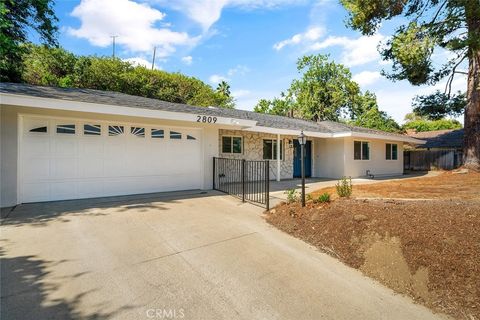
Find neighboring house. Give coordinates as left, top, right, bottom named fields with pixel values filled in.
left=406, top=129, right=464, bottom=150
left=404, top=129, right=464, bottom=170
left=0, top=83, right=422, bottom=207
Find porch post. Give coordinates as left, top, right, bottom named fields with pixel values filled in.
left=276, top=133, right=281, bottom=181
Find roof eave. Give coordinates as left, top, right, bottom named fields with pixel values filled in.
left=332, top=131, right=426, bottom=144
left=1, top=93, right=257, bottom=128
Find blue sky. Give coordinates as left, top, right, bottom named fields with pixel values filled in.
left=50, top=0, right=466, bottom=123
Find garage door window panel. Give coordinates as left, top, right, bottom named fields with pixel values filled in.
left=170, top=131, right=182, bottom=139
left=151, top=129, right=164, bottom=138
left=29, top=126, right=48, bottom=133
left=131, top=127, right=145, bottom=137
left=109, top=125, right=124, bottom=136
left=84, top=124, right=101, bottom=136
left=57, top=124, right=76, bottom=134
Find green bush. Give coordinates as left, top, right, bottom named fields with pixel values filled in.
left=316, top=192, right=330, bottom=203
left=284, top=189, right=298, bottom=203
left=336, top=177, right=352, bottom=198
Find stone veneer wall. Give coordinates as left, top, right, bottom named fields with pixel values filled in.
left=218, top=129, right=295, bottom=180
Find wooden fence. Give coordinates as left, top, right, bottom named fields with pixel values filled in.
left=404, top=149, right=463, bottom=171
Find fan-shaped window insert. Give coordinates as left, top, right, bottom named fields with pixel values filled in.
left=151, top=129, right=164, bottom=138
left=84, top=124, right=101, bottom=135
left=109, top=125, right=124, bottom=136
left=170, top=131, right=182, bottom=139
left=131, top=127, right=145, bottom=137
left=187, top=135, right=196, bottom=140
left=29, top=126, right=47, bottom=133
left=57, top=124, right=75, bottom=134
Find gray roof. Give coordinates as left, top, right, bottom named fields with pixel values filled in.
left=0, top=82, right=409, bottom=139
left=407, top=129, right=464, bottom=149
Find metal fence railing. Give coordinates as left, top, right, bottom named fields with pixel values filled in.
left=213, top=157, right=269, bottom=210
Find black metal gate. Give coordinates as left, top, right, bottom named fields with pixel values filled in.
left=213, top=157, right=269, bottom=209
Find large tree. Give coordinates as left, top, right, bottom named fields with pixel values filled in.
left=291, top=54, right=361, bottom=121
left=254, top=54, right=401, bottom=132
left=0, top=0, right=58, bottom=82
left=341, top=0, right=480, bottom=170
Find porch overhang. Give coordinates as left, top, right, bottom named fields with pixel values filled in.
left=242, top=126, right=331, bottom=138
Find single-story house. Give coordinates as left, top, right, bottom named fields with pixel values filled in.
left=405, top=129, right=464, bottom=150
left=0, top=83, right=422, bottom=207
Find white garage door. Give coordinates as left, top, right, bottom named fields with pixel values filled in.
left=20, top=116, right=203, bottom=203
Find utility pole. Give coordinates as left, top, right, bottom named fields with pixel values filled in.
left=110, top=35, right=118, bottom=58
left=151, top=46, right=156, bottom=70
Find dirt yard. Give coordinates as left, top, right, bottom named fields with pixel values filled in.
left=266, top=171, right=480, bottom=319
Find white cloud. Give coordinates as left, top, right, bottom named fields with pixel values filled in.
left=308, top=33, right=385, bottom=67
left=123, top=57, right=161, bottom=69
left=353, top=71, right=381, bottom=86
left=227, top=65, right=250, bottom=76
left=69, top=0, right=198, bottom=56
left=153, top=0, right=305, bottom=32
left=208, top=65, right=250, bottom=84
left=181, top=56, right=193, bottom=65
left=209, top=74, right=229, bottom=84
left=273, top=26, right=325, bottom=50
left=231, top=89, right=251, bottom=98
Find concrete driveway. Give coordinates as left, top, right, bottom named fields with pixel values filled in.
left=1, top=191, right=445, bottom=320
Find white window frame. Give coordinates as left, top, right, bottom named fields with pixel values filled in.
left=262, top=139, right=284, bottom=160
left=354, top=140, right=370, bottom=161
left=221, top=135, right=243, bottom=154
left=386, top=143, right=398, bottom=160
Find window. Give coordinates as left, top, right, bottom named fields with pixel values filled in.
left=131, top=127, right=145, bottom=137
left=170, top=131, right=182, bottom=139
left=187, top=135, right=196, bottom=140
left=29, top=126, right=47, bottom=133
left=57, top=124, right=75, bottom=134
left=151, top=129, right=164, bottom=138
left=354, top=141, right=370, bottom=160
left=386, top=143, right=398, bottom=160
left=263, top=139, right=283, bottom=160
left=222, top=136, right=242, bottom=154
left=109, top=125, right=124, bottom=136
left=84, top=124, right=101, bottom=135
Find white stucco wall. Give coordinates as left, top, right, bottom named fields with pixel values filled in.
left=313, top=138, right=346, bottom=178
left=312, top=136, right=404, bottom=178
left=343, top=137, right=404, bottom=177
left=0, top=105, right=221, bottom=207
left=1, top=106, right=18, bottom=207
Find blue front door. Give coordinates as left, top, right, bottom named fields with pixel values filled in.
left=293, top=140, right=312, bottom=178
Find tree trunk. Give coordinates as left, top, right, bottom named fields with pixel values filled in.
left=464, top=4, right=480, bottom=171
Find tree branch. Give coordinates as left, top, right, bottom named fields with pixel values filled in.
left=445, top=53, right=468, bottom=97
left=430, top=0, right=448, bottom=25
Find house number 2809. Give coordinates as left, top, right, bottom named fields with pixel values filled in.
left=196, top=115, right=217, bottom=123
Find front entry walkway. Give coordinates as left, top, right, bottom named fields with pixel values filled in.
left=269, top=172, right=438, bottom=206
left=1, top=190, right=441, bottom=320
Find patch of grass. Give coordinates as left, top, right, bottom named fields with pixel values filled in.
left=315, top=192, right=330, bottom=203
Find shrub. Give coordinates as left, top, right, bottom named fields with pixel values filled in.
left=336, top=176, right=352, bottom=197
left=306, top=194, right=313, bottom=202
left=316, top=192, right=330, bottom=203
left=284, top=188, right=298, bottom=203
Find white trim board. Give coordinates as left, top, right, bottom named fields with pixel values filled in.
left=1, top=93, right=257, bottom=128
